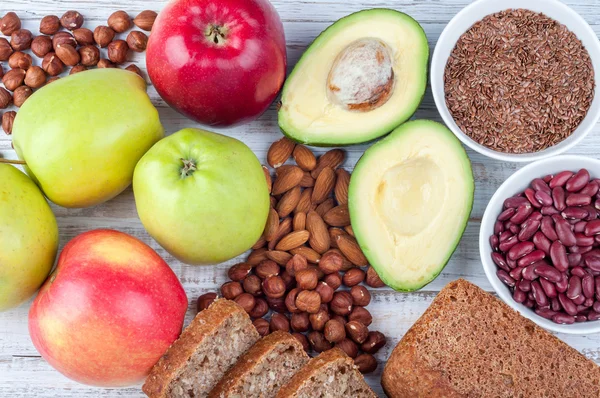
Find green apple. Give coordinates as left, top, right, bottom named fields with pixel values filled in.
left=11, top=69, right=164, bottom=208
left=0, top=164, right=58, bottom=311
left=133, top=128, right=270, bottom=265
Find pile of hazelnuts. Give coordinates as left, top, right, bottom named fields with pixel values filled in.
left=0, top=9, right=156, bottom=135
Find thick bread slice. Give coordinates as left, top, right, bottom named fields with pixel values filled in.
left=382, top=279, right=600, bottom=398
left=209, top=331, right=309, bottom=398
left=276, top=348, right=377, bottom=398
left=143, top=299, right=260, bottom=398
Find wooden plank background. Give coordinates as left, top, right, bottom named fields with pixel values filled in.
left=2, top=0, right=600, bottom=396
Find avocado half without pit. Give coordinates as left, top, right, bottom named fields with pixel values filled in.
left=278, top=9, right=429, bottom=146
left=348, top=120, right=475, bottom=291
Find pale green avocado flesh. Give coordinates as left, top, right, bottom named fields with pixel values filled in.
left=348, top=120, right=474, bottom=291
left=278, top=8, right=429, bottom=146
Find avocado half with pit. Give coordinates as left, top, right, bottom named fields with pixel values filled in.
left=348, top=120, right=474, bottom=291
left=278, top=9, right=429, bottom=146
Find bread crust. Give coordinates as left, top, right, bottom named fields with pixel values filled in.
left=381, top=279, right=600, bottom=398
left=208, top=331, right=309, bottom=398
left=142, top=299, right=259, bottom=398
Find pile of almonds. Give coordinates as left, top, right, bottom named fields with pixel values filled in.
left=198, top=137, right=388, bottom=374
left=0, top=9, right=157, bottom=134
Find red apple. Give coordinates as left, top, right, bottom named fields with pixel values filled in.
left=28, top=230, right=188, bottom=387
left=146, top=0, right=287, bottom=127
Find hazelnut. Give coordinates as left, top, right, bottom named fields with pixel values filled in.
left=234, top=292, right=256, bottom=313
left=0, top=88, right=12, bottom=109
left=296, top=268, right=318, bottom=290
left=0, top=38, right=13, bottom=61
left=1, top=12, right=21, bottom=36
left=2, top=111, right=16, bottom=135
left=126, top=30, right=148, bottom=52
left=256, top=260, right=280, bottom=279
left=330, top=291, right=353, bottom=316
left=133, top=10, right=157, bottom=31
left=97, top=59, right=115, bottom=69
left=290, top=312, right=310, bottom=332
left=243, top=274, right=262, bottom=296
left=108, top=11, right=132, bottom=33
left=107, top=40, right=129, bottom=64
left=285, top=288, right=301, bottom=313
left=8, top=52, right=31, bottom=70
left=31, top=36, right=53, bottom=58
left=315, top=281, right=334, bottom=303
left=309, top=308, right=330, bottom=331
left=345, top=321, right=368, bottom=344
left=354, top=353, right=377, bottom=374
left=350, top=285, right=371, bottom=306
left=73, top=28, right=95, bottom=46
left=79, top=45, right=100, bottom=66
left=41, top=53, right=64, bottom=76
left=280, top=270, right=295, bottom=290
left=248, top=297, right=269, bottom=318
left=266, top=296, right=287, bottom=313
left=295, top=290, right=321, bottom=314
left=53, top=32, right=77, bottom=51
left=46, top=76, right=60, bottom=84
left=332, top=314, right=347, bottom=327
left=262, top=275, right=286, bottom=298
left=10, top=29, right=33, bottom=51
left=361, top=331, right=386, bottom=354
left=307, top=331, right=331, bottom=353
left=348, top=306, right=372, bottom=326
left=56, top=44, right=80, bottom=66
left=366, top=266, right=386, bottom=288
left=94, top=26, right=115, bottom=48
left=269, top=313, right=290, bottom=333
left=292, top=332, right=310, bottom=352
left=60, top=11, right=84, bottom=30
left=70, top=65, right=87, bottom=75
left=253, top=318, right=270, bottom=337
left=39, top=15, right=60, bottom=35
left=196, top=292, right=217, bottom=312
left=0, top=64, right=3, bottom=79
left=228, top=262, right=252, bottom=282
left=220, top=281, right=243, bottom=300
left=319, top=250, right=344, bottom=274
left=2, top=68, right=26, bottom=91
left=286, top=254, right=308, bottom=276
left=335, top=338, right=358, bottom=358
left=343, top=268, right=365, bottom=287
left=323, top=272, right=342, bottom=290
left=125, top=64, right=144, bottom=78
left=13, top=85, right=32, bottom=107
left=324, top=319, right=346, bottom=343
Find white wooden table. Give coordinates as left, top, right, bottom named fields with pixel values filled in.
left=2, top=0, right=600, bottom=396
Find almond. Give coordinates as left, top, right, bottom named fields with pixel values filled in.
left=312, top=167, right=336, bottom=204
left=315, top=198, right=335, bottom=218
left=262, top=165, right=272, bottom=193
left=336, top=234, right=368, bottom=267
left=323, top=204, right=350, bottom=227
left=290, top=246, right=322, bottom=264
left=268, top=217, right=292, bottom=251
left=252, top=235, right=267, bottom=250
left=247, top=248, right=269, bottom=265
left=329, top=228, right=347, bottom=249
left=277, top=186, right=301, bottom=218
left=293, top=212, right=306, bottom=231
left=334, top=169, right=350, bottom=205
left=300, top=172, right=315, bottom=188
left=296, top=188, right=313, bottom=214
left=344, top=225, right=355, bottom=237
left=267, top=137, right=295, bottom=168
left=276, top=230, right=310, bottom=251
left=272, top=165, right=303, bottom=195
left=293, top=145, right=317, bottom=171
left=264, top=207, right=280, bottom=241
left=266, top=250, right=293, bottom=265
left=307, top=210, right=331, bottom=254
left=330, top=248, right=355, bottom=271
left=311, top=149, right=345, bottom=178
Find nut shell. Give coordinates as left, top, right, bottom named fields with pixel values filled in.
left=31, top=36, right=53, bottom=58
left=234, top=293, right=256, bottom=314
left=93, top=26, right=115, bottom=48
left=1, top=12, right=21, bottom=36
left=108, top=11, right=132, bottom=33
left=41, top=52, right=64, bottom=76
left=39, top=15, right=60, bottom=35
left=2, top=68, right=26, bottom=91
left=24, top=66, right=46, bottom=89
left=107, top=39, right=129, bottom=64
left=133, top=10, right=157, bottom=31
left=10, top=29, right=33, bottom=51
left=60, top=11, right=84, bottom=30
left=126, top=30, right=148, bottom=52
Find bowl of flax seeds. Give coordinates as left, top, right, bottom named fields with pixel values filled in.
left=431, top=0, right=600, bottom=162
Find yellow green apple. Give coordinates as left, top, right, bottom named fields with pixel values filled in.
left=11, top=69, right=164, bottom=208
left=133, top=128, right=270, bottom=265
left=0, top=164, right=58, bottom=311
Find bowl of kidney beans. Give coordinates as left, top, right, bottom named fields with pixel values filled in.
left=480, top=155, right=600, bottom=334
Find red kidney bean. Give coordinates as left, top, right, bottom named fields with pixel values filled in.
left=518, top=220, right=540, bottom=242
left=555, top=218, right=577, bottom=246
left=583, top=274, right=595, bottom=298
left=584, top=219, right=600, bottom=236
left=497, top=270, right=516, bottom=288
left=535, top=308, right=558, bottom=319
left=509, top=267, right=524, bottom=280
left=574, top=221, right=587, bottom=233
left=585, top=255, right=600, bottom=271
left=517, top=250, right=545, bottom=267
left=566, top=169, right=590, bottom=192
left=506, top=258, right=517, bottom=269
left=513, top=288, right=527, bottom=303
left=499, top=235, right=519, bottom=252
left=524, top=299, right=535, bottom=308
left=510, top=205, right=533, bottom=224
left=596, top=277, right=600, bottom=299
left=575, top=314, right=588, bottom=322
left=556, top=274, right=569, bottom=293
left=584, top=298, right=594, bottom=307
left=534, top=190, right=553, bottom=206
left=533, top=232, right=551, bottom=254
left=522, top=263, right=540, bottom=281
left=571, top=266, right=588, bottom=278
left=588, top=311, right=600, bottom=321
left=535, top=264, right=563, bottom=283
left=491, top=252, right=509, bottom=271
left=566, top=193, right=592, bottom=207
left=494, top=221, right=505, bottom=235
left=539, top=278, right=557, bottom=298
left=558, top=293, right=578, bottom=315
left=573, top=294, right=586, bottom=305
left=595, top=199, right=600, bottom=211
left=581, top=181, right=599, bottom=197
left=524, top=188, right=541, bottom=208
left=575, top=233, right=595, bottom=247
left=551, top=297, right=562, bottom=311
left=551, top=187, right=566, bottom=211
left=595, top=235, right=600, bottom=244
left=549, top=241, right=569, bottom=272
left=567, top=275, right=582, bottom=300
left=499, top=230, right=512, bottom=242
left=532, top=178, right=551, bottom=194
left=498, top=208, right=516, bottom=221
left=509, top=224, right=520, bottom=234
left=504, top=196, right=531, bottom=209
left=517, top=279, right=532, bottom=292
left=570, top=245, right=593, bottom=254
left=543, top=174, right=553, bottom=183
left=508, top=241, right=535, bottom=260
left=552, top=313, right=575, bottom=324
left=541, top=206, right=560, bottom=215
left=594, top=301, right=600, bottom=313
left=490, top=235, right=499, bottom=251
left=540, top=217, right=558, bottom=241
left=568, top=253, right=582, bottom=266
left=550, top=171, right=574, bottom=188
left=561, top=207, right=588, bottom=220
left=531, top=280, right=548, bottom=307
left=583, top=206, right=598, bottom=221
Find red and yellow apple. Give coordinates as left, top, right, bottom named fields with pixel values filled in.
left=28, top=229, right=188, bottom=387
left=146, top=0, right=287, bottom=127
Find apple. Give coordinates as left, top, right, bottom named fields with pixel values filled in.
left=146, top=0, right=287, bottom=127
left=133, top=128, right=270, bottom=265
left=29, top=229, right=188, bottom=387
left=12, top=69, right=164, bottom=208
left=0, top=164, right=58, bottom=311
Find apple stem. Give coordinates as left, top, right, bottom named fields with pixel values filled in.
left=0, top=158, right=26, bottom=165
left=180, top=158, right=197, bottom=178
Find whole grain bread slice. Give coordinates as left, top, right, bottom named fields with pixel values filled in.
left=209, top=331, right=309, bottom=398
left=381, top=279, right=600, bottom=398
left=276, top=348, right=377, bottom=398
left=142, top=299, right=260, bottom=398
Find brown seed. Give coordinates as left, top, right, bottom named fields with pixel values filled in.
left=295, top=188, right=313, bottom=213
left=41, top=53, right=64, bottom=76
left=330, top=291, right=353, bottom=316
left=107, top=40, right=129, bottom=64
left=354, top=353, right=377, bottom=374
left=279, top=269, right=295, bottom=290
left=290, top=246, right=321, bottom=264
left=318, top=250, right=343, bottom=274
left=94, top=26, right=115, bottom=48
left=13, top=85, right=32, bottom=107
left=349, top=306, right=372, bottom=326
left=262, top=165, right=272, bottom=193
left=243, top=274, right=262, bottom=296
left=248, top=297, right=269, bottom=318
left=295, top=290, right=321, bottom=313
left=361, top=331, right=386, bottom=354
left=196, top=292, right=217, bottom=312
left=285, top=288, right=301, bottom=313
left=97, top=59, right=115, bottom=69
left=293, top=145, right=317, bottom=171
left=73, top=28, right=95, bottom=46
left=2, top=68, right=26, bottom=91
left=315, top=281, right=334, bottom=303
left=264, top=207, right=280, bottom=241
left=70, top=65, right=87, bottom=75
left=293, top=212, right=306, bottom=231
left=127, top=30, right=148, bottom=52
left=56, top=44, right=80, bottom=66
left=329, top=248, right=353, bottom=271
left=296, top=268, right=318, bottom=290
left=346, top=320, right=368, bottom=344
left=79, top=45, right=100, bottom=66
left=52, top=32, right=77, bottom=50
left=31, top=36, right=53, bottom=58
left=60, top=11, right=84, bottom=30
left=344, top=225, right=354, bottom=237
left=108, top=10, right=132, bottom=33
left=366, top=266, right=386, bottom=288
left=10, top=29, right=33, bottom=51
left=308, top=331, right=331, bottom=353
left=267, top=217, right=292, bottom=250
left=265, top=250, right=292, bottom=266
left=253, top=318, right=270, bottom=337
left=266, top=296, right=287, bottom=313
left=312, top=149, right=345, bottom=178
left=133, top=10, right=158, bottom=31
left=343, top=268, right=365, bottom=287
left=350, top=285, right=371, bottom=306
left=334, top=169, right=350, bottom=205
left=220, top=281, right=243, bottom=300
left=309, top=308, right=330, bottom=331
left=0, top=88, right=12, bottom=109
left=312, top=167, right=336, bottom=204
left=323, top=204, right=350, bottom=227
left=255, top=260, right=280, bottom=279
left=290, top=311, right=310, bottom=332
left=275, top=230, right=310, bottom=251
left=277, top=186, right=301, bottom=218
left=2, top=111, right=16, bottom=135
left=315, top=198, right=335, bottom=218
left=39, top=15, right=60, bottom=35
left=46, top=77, right=60, bottom=84
left=285, top=254, right=308, bottom=277
left=272, top=165, right=303, bottom=195
left=234, top=293, right=256, bottom=314
left=1, top=12, right=21, bottom=36
left=267, top=136, right=295, bottom=168
left=324, top=319, right=346, bottom=343
left=262, top=275, right=286, bottom=298
left=252, top=235, right=267, bottom=250
left=228, top=263, right=252, bottom=282
left=299, top=172, right=315, bottom=188
left=0, top=63, right=4, bottom=78
left=292, top=332, right=310, bottom=352
left=0, top=38, right=13, bottom=61
left=335, top=338, right=358, bottom=358
left=306, top=210, right=331, bottom=254
left=8, top=52, right=31, bottom=70
left=125, top=64, right=144, bottom=78
left=336, top=234, right=368, bottom=267
left=269, top=312, right=290, bottom=333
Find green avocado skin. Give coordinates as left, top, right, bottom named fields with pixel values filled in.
left=348, top=120, right=475, bottom=292
left=278, top=8, right=430, bottom=147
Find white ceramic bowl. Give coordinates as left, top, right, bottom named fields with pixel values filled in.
left=480, top=155, right=600, bottom=334
left=431, top=0, right=600, bottom=162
